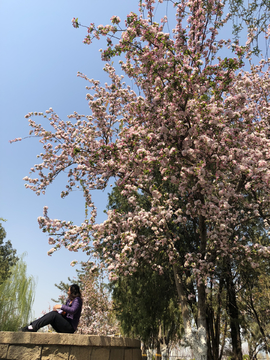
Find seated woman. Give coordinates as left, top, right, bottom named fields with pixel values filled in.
left=22, top=284, right=82, bottom=333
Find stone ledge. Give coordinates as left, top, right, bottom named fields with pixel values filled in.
left=0, top=332, right=142, bottom=360
left=0, top=332, right=140, bottom=348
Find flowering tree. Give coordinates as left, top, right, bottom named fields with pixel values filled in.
left=77, top=265, right=119, bottom=335
left=52, top=262, right=119, bottom=335
left=13, top=0, right=270, bottom=358
left=107, top=185, right=182, bottom=354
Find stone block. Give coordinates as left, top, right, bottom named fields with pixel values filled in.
left=116, top=338, right=140, bottom=348
left=0, top=344, right=8, bottom=358
left=124, top=348, right=133, bottom=360
left=0, top=332, right=141, bottom=349
left=0, top=332, right=141, bottom=360
left=69, top=346, right=91, bottom=360
left=89, top=336, right=111, bottom=347
left=0, top=332, right=31, bottom=344
left=7, top=345, right=41, bottom=360
left=32, top=333, right=61, bottom=345
left=90, top=347, right=110, bottom=360
left=110, top=337, right=125, bottom=347
left=133, top=348, right=142, bottom=360
left=41, top=345, right=69, bottom=360
left=110, top=348, right=124, bottom=360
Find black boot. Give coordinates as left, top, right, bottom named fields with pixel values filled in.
left=20, top=325, right=36, bottom=332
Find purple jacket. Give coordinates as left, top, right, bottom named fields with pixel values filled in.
left=61, top=297, right=82, bottom=331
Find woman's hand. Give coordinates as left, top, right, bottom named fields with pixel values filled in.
left=53, top=304, right=62, bottom=311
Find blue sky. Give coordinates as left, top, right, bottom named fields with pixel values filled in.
left=0, top=0, right=142, bottom=318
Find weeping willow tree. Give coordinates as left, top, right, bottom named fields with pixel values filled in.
left=0, top=255, right=35, bottom=331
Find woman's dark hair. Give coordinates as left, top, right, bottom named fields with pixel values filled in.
left=69, top=284, right=82, bottom=301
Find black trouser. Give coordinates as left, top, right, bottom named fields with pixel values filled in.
left=31, top=311, right=75, bottom=333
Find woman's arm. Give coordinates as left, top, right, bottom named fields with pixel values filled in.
left=61, top=297, right=82, bottom=315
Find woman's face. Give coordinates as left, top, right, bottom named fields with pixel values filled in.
left=68, top=287, right=71, bottom=297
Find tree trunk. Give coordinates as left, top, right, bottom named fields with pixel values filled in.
left=173, top=264, right=208, bottom=360
left=226, top=262, right=242, bottom=360
left=196, top=215, right=208, bottom=360
left=207, top=277, right=224, bottom=360
left=197, top=280, right=208, bottom=360
left=155, top=341, right=161, bottom=360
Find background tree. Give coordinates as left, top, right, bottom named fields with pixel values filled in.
left=227, top=0, right=270, bottom=54
left=0, top=255, right=35, bottom=331
left=77, top=267, right=119, bottom=335
left=107, top=185, right=182, bottom=355
left=105, top=185, right=238, bottom=359
left=53, top=261, right=119, bottom=335
left=0, top=219, right=18, bottom=286
left=238, top=260, right=270, bottom=357
left=111, top=265, right=183, bottom=356
left=52, top=275, right=81, bottom=304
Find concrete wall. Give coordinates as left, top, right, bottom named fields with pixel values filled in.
left=0, top=332, right=142, bottom=360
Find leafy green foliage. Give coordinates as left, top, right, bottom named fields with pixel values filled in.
left=0, top=219, right=18, bottom=286
left=0, top=255, right=35, bottom=331
left=111, top=264, right=183, bottom=347
left=228, top=0, right=270, bottom=54
left=107, top=186, right=182, bottom=347
left=238, top=259, right=270, bottom=356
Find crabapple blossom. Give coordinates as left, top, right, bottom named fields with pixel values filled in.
left=71, top=18, right=79, bottom=29
left=77, top=270, right=119, bottom=335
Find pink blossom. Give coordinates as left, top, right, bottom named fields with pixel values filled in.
left=71, top=17, right=79, bottom=28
